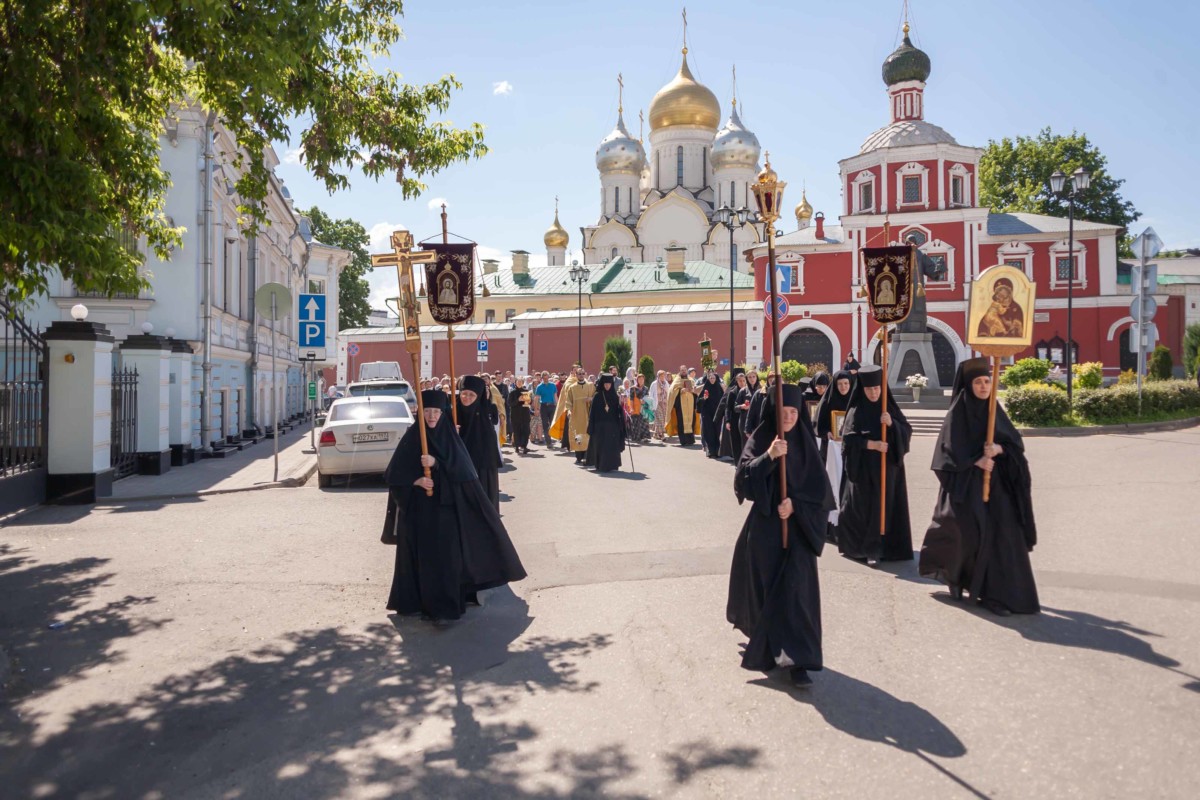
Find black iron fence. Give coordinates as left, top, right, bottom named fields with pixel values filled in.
left=111, top=366, right=139, bottom=479
left=0, top=298, right=48, bottom=481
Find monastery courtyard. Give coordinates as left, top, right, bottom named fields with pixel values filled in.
left=2, top=427, right=1198, bottom=798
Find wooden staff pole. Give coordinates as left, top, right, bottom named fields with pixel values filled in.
left=982, top=355, right=1001, bottom=503
left=879, top=325, right=889, bottom=537
left=397, top=257, right=434, bottom=497
left=765, top=223, right=787, bottom=550
left=409, top=350, right=434, bottom=497
left=441, top=203, right=459, bottom=428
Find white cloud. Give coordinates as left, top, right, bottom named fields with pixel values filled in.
left=492, top=81, right=513, bottom=96
left=426, top=197, right=448, bottom=211
left=283, top=147, right=304, bottom=165
left=366, top=221, right=407, bottom=255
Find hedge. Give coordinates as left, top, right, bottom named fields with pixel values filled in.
left=1074, top=380, right=1200, bottom=421
left=1072, top=361, right=1103, bottom=389
left=1004, top=384, right=1070, bottom=426
left=1001, top=357, right=1051, bottom=388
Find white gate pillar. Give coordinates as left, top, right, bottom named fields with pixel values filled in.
left=167, top=337, right=195, bottom=464
left=119, top=331, right=173, bottom=475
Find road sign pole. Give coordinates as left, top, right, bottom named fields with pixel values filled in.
left=271, top=293, right=279, bottom=482
left=1137, top=264, right=1144, bottom=414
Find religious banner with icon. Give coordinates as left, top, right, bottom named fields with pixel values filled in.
left=829, top=410, right=846, bottom=442
left=860, top=245, right=915, bottom=325
left=967, top=265, right=1037, bottom=351
left=419, top=242, right=476, bottom=324
left=699, top=335, right=714, bottom=372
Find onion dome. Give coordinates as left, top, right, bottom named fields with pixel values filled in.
left=882, top=23, right=931, bottom=86
left=595, top=111, right=646, bottom=174
left=710, top=102, right=760, bottom=170
left=544, top=210, right=569, bottom=249
left=648, top=52, right=720, bottom=131
left=794, top=190, right=813, bottom=225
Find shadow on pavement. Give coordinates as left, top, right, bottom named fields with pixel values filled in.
left=749, top=668, right=986, bottom=798
left=2, top=585, right=757, bottom=798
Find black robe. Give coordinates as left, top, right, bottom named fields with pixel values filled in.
left=506, top=387, right=532, bottom=450
left=383, top=418, right=526, bottom=620
left=837, top=386, right=914, bottom=562
left=586, top=380, right=626, bottom=472
left=743, top=386, right=768, bottom=437
left=698, top=378, right=725, bottom=457
left=727, top=390, right=833, bottom=672
left=457, top=395, right=501, bottom=510
left=814, top=372, right=854, bottom=542
left=919, top=367, right=1040, bottom=613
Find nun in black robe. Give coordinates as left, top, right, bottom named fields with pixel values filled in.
left=727, top=384, right=834, bottom=687
left=585, top=374, right=626, bottom=472
left=698, top=371, right=725, bottom=458
left=842, top=354, right=861, bottom=374
left=836, top=365, right=914, bottom=564
left=919, top=358, right=1040, bottom=615
left=383, top=390, right=526, bottom=622
left=814, top=370, right=853, bottom=542
left=506, top=382, right=533, bottom=454
left=457, top=375, right=501, bottom=509
left=717, top=369, right=748, bottom=460
left=743, top=373, right=773, bottom=437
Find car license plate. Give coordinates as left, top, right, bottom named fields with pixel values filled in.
left=352, top=432, right=389, bottom=443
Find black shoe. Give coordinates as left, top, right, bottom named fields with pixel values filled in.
left=790, top=668, right=814, bottom=689
left=950, top=585, right=964, bottom=601
left=980, top=599, right=1011, bottom=617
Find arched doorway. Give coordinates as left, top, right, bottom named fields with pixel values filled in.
left=1117, top=329, right=1137, bottom=372
left=783, top=328, right=834, bottom=371
left=872, top=328, right=957, bottom=385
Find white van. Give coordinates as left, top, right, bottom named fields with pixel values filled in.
left=357, top=361, right=403, bottom=382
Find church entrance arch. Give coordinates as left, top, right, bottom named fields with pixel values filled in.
left=1117, top=329, right=1138, bottom=372
left=783, top=328, right=834, bottom=372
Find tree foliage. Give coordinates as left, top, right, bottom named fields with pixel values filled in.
left=1148, top=345, right=1174, bottom=381
left=603, top=336, right=632, bottom=375
left=301, top=207, right=371, bottom=330
left=638, top=355, right=655, bottom=384
left=1183, top=323, right=1200, bottom=378
left=0, top=1, right=487, bottom=304
left=979, top=128, right=1140, bottom=255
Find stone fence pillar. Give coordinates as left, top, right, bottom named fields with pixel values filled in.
left=167, top=338, right=195, bottom=465
left=119, top=333, right=172, bottom=475
left=43, top=319, right=114, bottom=503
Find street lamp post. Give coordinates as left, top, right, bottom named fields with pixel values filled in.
left=1049, top=166, right=1091, bottom=407
left=715, top=204, right=751, bottom=370
left=568, top=262, right=591, bottom=367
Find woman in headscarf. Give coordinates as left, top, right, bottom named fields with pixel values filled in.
left=727, top=384, right=833, bottom=689
left=586, top=373, right=626, bottom=472
left=506, top=376, right=533, bottom=455
left=626, top=373, right=651, bottom=442
left=814, top=370, right=854, bottom=542
left=803, top=372, right=830, bottom=427
left=697, top=370, right=725, bottom=458
left=836, top=365, right=914, bottom=565
left=717, top=369, right=748, bottom=460
left=383, top=390, right=526, bottom=623
left=743, top=370, right=773, bottom=437
left=919, top=358, right=1039, bottom=615
left=457, top=375, right=502, bottom=509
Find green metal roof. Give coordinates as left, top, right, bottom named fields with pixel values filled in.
left=479, top=258, right=754, bottom=296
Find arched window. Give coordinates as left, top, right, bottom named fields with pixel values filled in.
left=611, top=247, right=618, bottom=259
left=676, top=146, right=684, bottom=186
left=614, top=186, right=620, bottom=214
left=730, top=181, right=736, bottom=206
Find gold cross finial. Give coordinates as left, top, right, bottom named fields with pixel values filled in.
left=617, top=73, right=624, bottom=114
left=555, top=195, right=559, bottom=214
left=731, top=64, right=738, bottom=107
left=638, top=109, right=644, bottom=142
left=682, top=7, right=688, bottom=55
left=902, top=0, right=910, bottom=35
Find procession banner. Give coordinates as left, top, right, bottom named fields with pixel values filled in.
left=419, top=242, right=477, bottom=325
left=860, top=245, right=915, bottom=325
left=967, top=265, right=1037, bottom=351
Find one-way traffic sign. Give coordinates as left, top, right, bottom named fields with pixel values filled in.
left=298, top=292, right=327, bottom=360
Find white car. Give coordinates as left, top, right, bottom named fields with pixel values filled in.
left=345, top=379, right=417, bottom=407
left=316, top=396, right=413, bottom=487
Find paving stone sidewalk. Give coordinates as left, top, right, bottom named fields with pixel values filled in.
left=109, top=426, right=318, bottom=501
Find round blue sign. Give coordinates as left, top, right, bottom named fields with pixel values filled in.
left=763, top=296, right=789, bottom=321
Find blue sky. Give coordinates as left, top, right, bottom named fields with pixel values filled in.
left=272, top=0, right=1200, bottom=309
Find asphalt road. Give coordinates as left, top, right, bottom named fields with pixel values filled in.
left=2, top=427, right=1199, bottom=798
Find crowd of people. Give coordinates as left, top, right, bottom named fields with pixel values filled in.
left=382, top=355, right=1041, bottom=691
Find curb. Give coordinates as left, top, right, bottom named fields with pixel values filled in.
left=107, top=459, right=318, bottom=503
left=1019, top=416, right=1200, bottom=437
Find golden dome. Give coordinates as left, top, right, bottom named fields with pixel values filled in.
left=794, top=190, right=813, bottom=223
left=648, top=53, right=720, bottom=132
left=544, top=211, right=569, bottom=249
left=756, top=156, right=778, bottom=185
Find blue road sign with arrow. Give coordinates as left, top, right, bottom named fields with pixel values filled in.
left=298, top=293, right=327, bottom=351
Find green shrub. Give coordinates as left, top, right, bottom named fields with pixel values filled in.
left=779, top=360, right=808, bottom=384
left=1184, top=323, right=1200, bottom=377
left=807, top=362, right=829, bottom=378
left=1004, top=384, right=1070, bottom=426
left=603, top=336, right=632, bottom=375
left=1073, top=380, right=1200, bottom=421
left=1117, top=369, right=1136, bottom=385
left=1148, top=345, right=1174, bottom=380
left=638, top=355, right=655, bottom=384
left=1002, top=357, right=1051, bottom=388
left=1072, top=361, right=1104, bottom=389
left=600, top=349, right=618, bottom=373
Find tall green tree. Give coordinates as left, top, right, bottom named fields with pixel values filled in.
left=0, top=1, right=486, bottom=304
left=302, top=207, right=372, bottom=330
left=603, top=336, right=632, bottom=375
left=979, top=128, right=1140, bottom=256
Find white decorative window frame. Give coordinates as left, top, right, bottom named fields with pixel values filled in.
left=1049, top=239, right=1088, bottom=291
left=852, top=170, right=877, bottom=214
left=997, top=241, right=1034, bottom=281
left=776, top=250, right=806, bottom=295
left=897, top=224, right=932, bottom=247
left=948, top=163, right=971, bottom=208
left=919, top=239, right=955, bottom=291
left=895, top=162, right=930, bottom=210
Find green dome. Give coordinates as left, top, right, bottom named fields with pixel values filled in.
left=882, top=32, right=931, bottom=86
